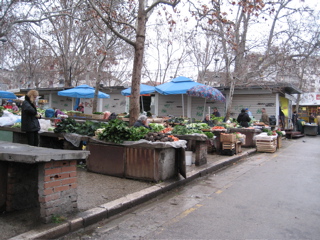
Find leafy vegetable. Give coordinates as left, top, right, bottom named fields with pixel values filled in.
left=149, top=123, right=165, bottom=132
left=54, top=118, right=107, bottom=136
left=171, top=125, right=203, bottom=135
left=98, top=119, right=131, bottom=144
left=203, top=132, right=214, bottom=138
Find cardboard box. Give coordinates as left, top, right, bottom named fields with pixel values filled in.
left=220, top=134, right=236, bottom=143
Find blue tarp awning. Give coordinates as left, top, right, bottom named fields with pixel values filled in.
left=0, top=90, right=17, bottom=99
left=121, top=84, right=155, bottom=96
left=155, top=76, right=205, bottom=95
left=58, top=84, right=110, bottom=99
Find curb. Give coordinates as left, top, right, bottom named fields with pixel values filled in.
left=10, top=149, right=256, bottom=240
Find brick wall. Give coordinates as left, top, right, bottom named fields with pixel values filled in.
left=38, top=160, right=78, bottom=223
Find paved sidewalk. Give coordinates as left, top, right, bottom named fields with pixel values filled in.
left=2, top=147, right=258, bottom=240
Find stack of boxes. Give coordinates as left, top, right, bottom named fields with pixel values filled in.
left=255, top=134, right=277, bottom=153
left=220, top=133, right=242, bottom=156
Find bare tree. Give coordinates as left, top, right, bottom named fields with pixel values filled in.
left=190, top=0, right=320, bottom=120
left=143, top=16, right=193, bottom=85
left=87, top=0, right=181, bottom=125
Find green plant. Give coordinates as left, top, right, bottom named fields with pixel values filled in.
left=203, top=131, right=214, bottom=138
left=128, top=126, right=151, bottom=141
left=98, top=119, right=131, bottom=143
left=51, top=215, right=66, bottom=223
left=54, top=118, right=107, bottom=136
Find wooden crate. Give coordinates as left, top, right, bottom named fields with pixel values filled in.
left=277, top=136, right=282, bottom=149
left=220, top=134, right=236, bottom=143
left=91, top=114, right=104, bottom=120
left=222, top=142, right=235, bottom=150
left=256, top=139, right=277, bottom=153
left=222, top=141, right=242, bottom=153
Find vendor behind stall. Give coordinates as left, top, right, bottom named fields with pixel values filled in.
left=237, top=108, right=251, bottom=127
left=203, top=114, right=214, bottom=127
left=133, top=115, right=151, bottom=129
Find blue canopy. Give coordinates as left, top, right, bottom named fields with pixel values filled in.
left=0, top=90, right=17, bottom=99
left=121, top=84, right=155, bottom=96
left=155, top=76, right=205, bottom=95
left=58, top=84, right=110, bottom=99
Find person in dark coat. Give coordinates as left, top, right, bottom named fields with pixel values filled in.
left=21, top=90, right=41, bottom=146
left=237, top=108, right=251, bottom=127
left=133, top=115, right=151, bottom=129
left=203, top=114, right=213, bottom=127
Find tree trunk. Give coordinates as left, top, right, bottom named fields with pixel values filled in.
left=93, top=56, right=106, bottom=113
left=129, top=0, right=146, bottom=126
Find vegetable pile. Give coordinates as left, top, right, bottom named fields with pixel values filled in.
left=144, top=132, right=178, bottom=142
left=54, top=118, right=107, bottom=136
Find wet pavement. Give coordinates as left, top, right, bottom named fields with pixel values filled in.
left=1, top=146, right=260, bottom=239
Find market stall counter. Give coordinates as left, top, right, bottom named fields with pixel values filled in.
left=0, top=141, right=89, bottom=223
left=86, top=138, right=187, bottom=182
left=229, top=127, right=262, bottom=148
left=173, top=134, right=208, bottom=166
left=0, top=126, right=88, bottom=150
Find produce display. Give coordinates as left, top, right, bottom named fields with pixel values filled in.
left=144, top=132, right=179, bottom=142
left=54, top=118, right=107, bottom=136
left=171, top=125, right=203, bottom=135
left=149, top=123, right=165, bottom=132
left=97, top=119, right=179, bottom=144
left=166, top=117, right=189, bottom=124
left=203, top=131, right=214, bottom=138
left=211, top=126, right=226, bottom=130
left=262, top=128, right=278, bottom=136
left=11, top=122, right=21, bottom=128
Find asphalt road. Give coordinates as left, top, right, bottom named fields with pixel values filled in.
left=60, top=136, right=320, bottom=240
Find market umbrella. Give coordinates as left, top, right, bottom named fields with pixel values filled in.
left=155, top=76, right=205, bottom=117
left=186, top=85, right=226, bottom=119
left=58, top=84, right=110, bottom=99
left=121, top=84, right=155, bottom=112
left=0, top=90, right=17, bottom=99
left=121, top=84, right=155, bottom=96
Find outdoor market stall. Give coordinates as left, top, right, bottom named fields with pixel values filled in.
left=86, top=138, right=187, bottom=182
left=229, top=127, right=262, bottom=148
left=0, top=141, right=89, bottom=223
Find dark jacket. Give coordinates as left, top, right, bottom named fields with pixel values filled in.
left=202, top=118, right=214, bottom=127
left=237, top=112, right=251, bottom=127
left=21, top=95, right=40, bottom=132
left=133, top=120, right=151, bottom=129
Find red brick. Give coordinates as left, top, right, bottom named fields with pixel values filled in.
left=69, top=171, right=77, bottom=177
left=61, top=177, right=77, bottom=185
left=45, top=168, right=61, bottom=175
left=53, top=161, right=70, bottom=167
left=44, top=162, right=53, bottom=168
left=70, top=183, right=78, bottom=189
left=61, top=165, right=76, bottom=172
left=70, top=160, right=77, bottom=166
left=44, top=181, right=61, bottom=189
left=54, top=185, right=70, bottom=192
left=44, top=188, right=54, bottom=195
left=59, top=172, right=70, bottom=179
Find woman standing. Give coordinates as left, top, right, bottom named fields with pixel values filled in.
left=21, top=90, right=41, bottom=146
